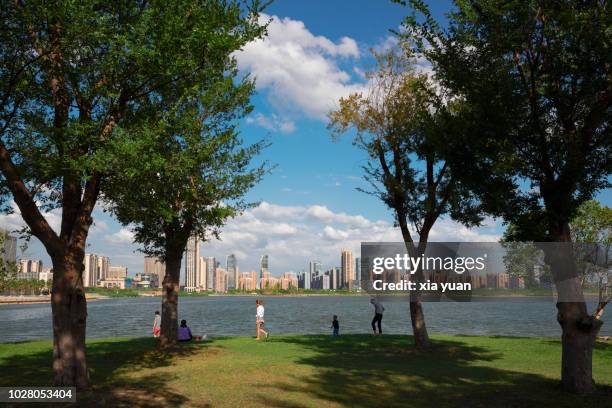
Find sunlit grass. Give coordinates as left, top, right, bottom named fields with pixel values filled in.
left=1, top=334, right=610, bottom=407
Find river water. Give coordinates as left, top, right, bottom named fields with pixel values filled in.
left=0, top=295, right=609, bottom=343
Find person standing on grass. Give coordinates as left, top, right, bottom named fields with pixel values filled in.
left=255, top=299, right=269, bottom=340
left=331, top=315, right=340, bottom=337
left=153, top=310, right=161, bottom=338
left=370, top=298, right=384, bottom=335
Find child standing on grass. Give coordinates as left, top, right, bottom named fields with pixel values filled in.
left=331, top=315, right=339, bottom=337
left=153, top=310, right=161, bottom=338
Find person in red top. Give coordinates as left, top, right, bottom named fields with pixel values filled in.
left=152, top=311, right=161, bottom=338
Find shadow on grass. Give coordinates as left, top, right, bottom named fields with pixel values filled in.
left=0, top=337, right=210, bottom=407
left=259, top=334, right=611, bottom=408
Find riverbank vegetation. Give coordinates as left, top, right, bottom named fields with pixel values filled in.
left=0, top=334, right=609, bottom=407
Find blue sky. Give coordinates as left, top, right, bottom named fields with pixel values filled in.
left=3, top=0, right=610, bottom=277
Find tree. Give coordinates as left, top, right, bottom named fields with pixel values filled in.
left=501, top=225, right=551, bottom=289
left=104, top=75, right=267, bottom=347
left=400, top=0, right=611, bottom=392
left=328, top=48, right=482, bottom=348
left=570, top=200, right=611, bottom=319
left=0, top=0, right=266, bottom=388
left=0, top=231, right=18, bottom=291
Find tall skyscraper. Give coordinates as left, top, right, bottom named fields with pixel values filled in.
left=144, top=256, right=166, bottom=288
left=205, top=256, right=215, bottom=290
left=184, top=235, right=201, bottom=291
left=355, top=257, right=361, bottom=289
left=18, top=259, right=43, bottom=273
left=198, top=257, right=206, bottom=288
left=97, top=256, right=109, bottom=282
left=306, top=261, right=321, bottom=290
left=0, top=229, right=17, bottom=269
left=83, top=253, right=105, bottom=287
left=259, top=254, right=269, bottom=288
left=214, top=267, right=228, bottom=292
left=238, top=270, right=258, bottom=291
left=341, top=249, right=354, bottom=289
left=226, top=254, right=237, bottom=290
left=259, top=254, right=268, bottom=275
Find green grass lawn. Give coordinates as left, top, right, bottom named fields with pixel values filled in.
left=0, top=335, right=610, bottom=407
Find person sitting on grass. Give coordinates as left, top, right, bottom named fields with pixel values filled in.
left=178, top=319, right=204, bottom=342
left=331, top=315, right=339, bottom=337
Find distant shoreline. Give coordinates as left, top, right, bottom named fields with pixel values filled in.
left=2, top=290, right=601, bottom=304
left=0, top=293, right=109, bottom=305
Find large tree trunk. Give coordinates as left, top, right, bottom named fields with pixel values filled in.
left=51, top=253, right=88, bottom=389
left=160, top=253, right=183, bottom=348
left=556, top=300, right=602, bottom=392
left=409, top=241, right=432, bottom=349
left=409, top=295, right=431, bottom=348
left=543, top=235, right=603, bottom=393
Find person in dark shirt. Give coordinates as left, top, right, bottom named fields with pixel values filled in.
left=178, top=319, right=204, bottom=342
left=331, top=315, right=340, bottom=337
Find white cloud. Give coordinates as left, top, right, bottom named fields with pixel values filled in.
left=105, top=228, right=135, bottom=245
left=201, top=201, right=502, bottom=273
left=6, top=201, right=502, bottom=277
left=246, top=112, right=296, bottom=134
left=0, top=201, right=61, bottom=235
left=322, top=225, right=350, bottom=240
left=374, top=35, right=399, bottom=53
left=235, top=14, right=366, bottom=120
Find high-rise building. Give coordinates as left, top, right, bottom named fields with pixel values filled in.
left=341, top=249, right=354, bottom=289
left=18, top=259, right=43, bottom=274
left=226, top=254, right=238, bottom=290
left=84, top=253, right=108, bottom=287
left=260, top=270, right=276, bottom=289
left=184, top=235, right=201, bottom=292
left=205, top=256, right=215, bottom=290
left=214, top=267, right=228, bottom=292
left=280, top=272, right=298, bottom=290
left=144, top=256, right=165, bottom=288
left=306, top=261, right=321, bottom=290
left=259, top=254, right=269, bottom=287
left=238, top=270, right=258, bottom=291
left=198, top=257, right=206, bottom=289
left=97, top=256, right=109, bottom=282
left=322, top=274, right=330, bottom=290
left=0, top=229, right=17, bottom=269
left=354, top=257, right=361, bottom=289
left=99, top=265, right=128, bottom=289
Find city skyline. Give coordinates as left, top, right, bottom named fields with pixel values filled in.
left=1, top=0, right=609, bottom=277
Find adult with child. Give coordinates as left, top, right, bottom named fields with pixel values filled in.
left=255, top=299, right=269, bottom=340
left=370, top=298, right=384, bottom=335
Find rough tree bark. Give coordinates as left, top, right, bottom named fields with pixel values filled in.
left=409, top=295, right=431, bottom=348
left=544, top=224, right=604, bottom=393
left=51, top=253, right=88, bottom=388
left=409, top=242, right=432, bottom=349
left=398, top=214, right=432, bottom=349
left=160, top=252, right=183, bottom=348
left=0, top=140, right=100, bottom=389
